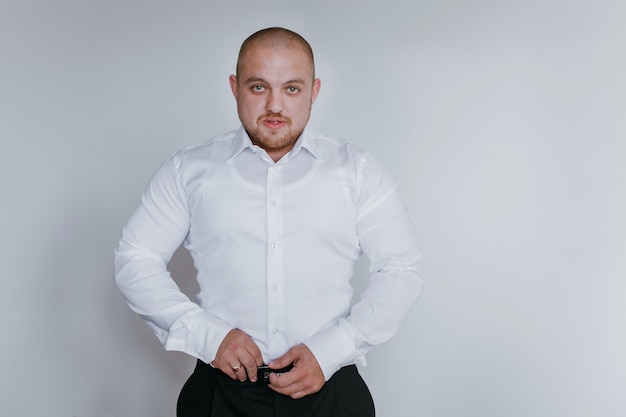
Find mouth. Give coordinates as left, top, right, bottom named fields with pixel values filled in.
left=262, top=117, right=287, bottom=130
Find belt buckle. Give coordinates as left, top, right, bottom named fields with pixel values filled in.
left=257, top=364, right=294, bottom=383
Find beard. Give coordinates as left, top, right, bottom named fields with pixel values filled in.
left=245, top=113, right=305, bottom=155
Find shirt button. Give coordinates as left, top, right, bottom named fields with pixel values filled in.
left=272, top=284, right=277, bottom=290
left=271, top=200, right=277, bottom=206
left=271, top=242, right=277, bottom=249
left=273, top=329, right=278, bottom=334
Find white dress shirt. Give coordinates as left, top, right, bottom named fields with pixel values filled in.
left=114, top=127, right=423, bottom=380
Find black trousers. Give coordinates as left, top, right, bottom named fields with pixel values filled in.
left=177, top=360, right=375, bottom=417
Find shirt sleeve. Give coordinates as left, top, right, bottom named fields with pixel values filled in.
left=304, top=153, right=424, bottom=380
left=113, top=152, right=233, bottom=363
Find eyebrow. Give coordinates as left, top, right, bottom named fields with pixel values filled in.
left=244, top=77, right=306, bottom=85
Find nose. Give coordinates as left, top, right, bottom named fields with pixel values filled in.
left=266, top=90, right=283, bottom=114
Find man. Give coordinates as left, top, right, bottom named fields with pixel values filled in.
left=114, top=27, right=423, bottom=417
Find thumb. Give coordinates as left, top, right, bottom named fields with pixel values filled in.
left=269, top=348, right=297, bottom=369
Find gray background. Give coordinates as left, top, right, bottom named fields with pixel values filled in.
left=1, top=0, right=624, bottom=416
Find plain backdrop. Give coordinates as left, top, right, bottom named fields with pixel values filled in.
left=1, top=1, right=625, bottom=416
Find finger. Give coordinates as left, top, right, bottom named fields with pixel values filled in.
left=228, top=354, right=252, bottom=382
left=214, top=329, right=263, bottom=381
left=268, top=367, right=298, bottom=388
left=242, top=334, right=264, bottom=362
left=214, top=355, right=247, bottom=381
left=243, top=343, right=264, bottom=383
left=269, top=373, right=318, bottom=399
left=241, top=358, right=258, bottom=382
left=236, top=349, right=261, bottom=382
left=271, top=382, right=324, bottom=400
left=269, top=350, right=296, bottom=370
left=267, top=345, right=325, bottom=398
left=233, top=361, right=253, bottom=382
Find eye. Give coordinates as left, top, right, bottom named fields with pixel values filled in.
left=251, top=85, right=265, bottom=92
left=287, top=86, right=300, bottom=94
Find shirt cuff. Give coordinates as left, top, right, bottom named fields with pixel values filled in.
left=304, top=322, right=367, bottom=381
left=161, top=310, right=234, bottom=364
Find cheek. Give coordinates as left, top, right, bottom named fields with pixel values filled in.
left=293, top=101, right=312, bottom=121
left=238, top=97, right=261, bottom=117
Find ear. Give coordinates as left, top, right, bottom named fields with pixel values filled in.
left=311, top=78, right=321, bottom=104
left=229, top=74, right=238, bottom=99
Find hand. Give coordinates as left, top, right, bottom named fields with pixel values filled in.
left=268, top=344, right=325, bottom=399
left=211, top=328, right=263, bottom=382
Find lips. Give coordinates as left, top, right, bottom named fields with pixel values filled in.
left=262, top=117, right=287, bottom=130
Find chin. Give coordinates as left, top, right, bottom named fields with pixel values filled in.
left=253, top=130, right=295, bottom=147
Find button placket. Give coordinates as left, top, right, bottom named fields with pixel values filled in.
left=265, top=165, right=286, bottom=355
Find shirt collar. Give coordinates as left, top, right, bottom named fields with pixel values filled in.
left=227, top=126, right=324, bottom=163
left=292, top=128, right=324, bottom=162
left=226, top=127, right=252, bottom=161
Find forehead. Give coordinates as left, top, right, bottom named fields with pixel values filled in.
left=238, top=44, right=314, bottom=81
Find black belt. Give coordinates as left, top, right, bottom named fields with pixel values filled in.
left=196, top=360, right=294, bottom=384
left=256, top=364, right=294, bottom=383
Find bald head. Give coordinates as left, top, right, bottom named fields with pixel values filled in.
left=236, top=27, right=315, bottom=79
